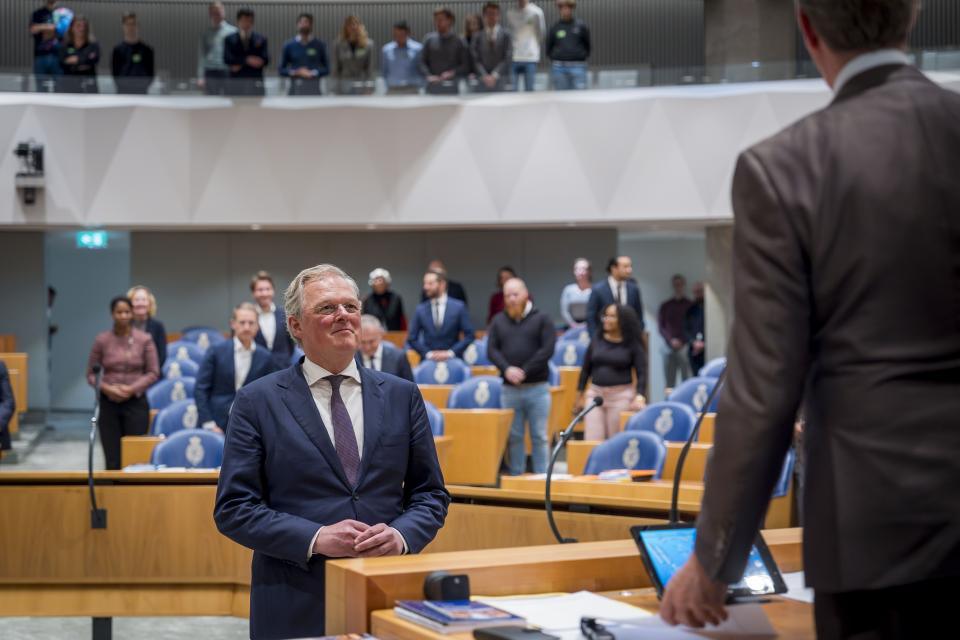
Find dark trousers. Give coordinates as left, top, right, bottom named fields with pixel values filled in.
left=815, top=576, right=959, bottom=639
left=98, top=394, right=149, bottom=470
left=288, top=77, right=322, bottom=96
left=203, top=69, right=228, bottom=95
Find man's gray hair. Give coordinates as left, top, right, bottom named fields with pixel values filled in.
left=360, top=314, right=386, bottom=332
left=797, top=0, right=917, bottom=52
left=284, top=264, right=360, bottom=321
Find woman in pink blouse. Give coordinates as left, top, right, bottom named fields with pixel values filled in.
left=86, top=295, right=159, bottom=469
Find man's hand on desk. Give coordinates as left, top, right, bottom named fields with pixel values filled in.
left=313, top=519, right=369, bottom=557
left=353, top=523, right=405, bottom=557
left=660, top=554, right=728, bottom=628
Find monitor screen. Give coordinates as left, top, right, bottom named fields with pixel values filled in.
left=638, top=527, right=778, bottom=595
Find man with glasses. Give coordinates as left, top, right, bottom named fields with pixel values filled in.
left=216, top=264, right=449, bottom=640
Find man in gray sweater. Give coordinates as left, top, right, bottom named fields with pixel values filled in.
left=419, top=7, right=470, bottom=95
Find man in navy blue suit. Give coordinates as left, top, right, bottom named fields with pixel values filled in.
left=215, top=264, right=449, bottom=640
left=406, top=270, right=475, bottom=362
left=357, top=314, right=414, bottom=382
left=585, top=256, right=645, bottom=336
left=251, top=270, right=295, bottom=369
left=0, top=361, right=15, bottom=452
left=223, top=7, right=269, bottom=96
left=195, top=302, right=277, bottom=434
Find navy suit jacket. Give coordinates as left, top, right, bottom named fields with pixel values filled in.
left=355, top=342, right=414, bottom=382
left=195, top=340, right=277, bottom=430
left=223, top=31, right=269, bottom=78
left=406, top=297, right=475, bottom=358
left=586, top=279, right=645, bottom=336
left=214, top=363, right=450, bottom=640
left=144, top=317, right=167, bottom=367
left=255, top=306, right=295, bottom=369
left=0, top=362, right=15, bottom=451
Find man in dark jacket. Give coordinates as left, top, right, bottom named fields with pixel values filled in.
left=472, top=2, right=513, bottom=92
left=112, top=12, right=154, bottom=94
left=223, top=8, right=269, bottom=96
left=546, top=0, right=590, bottom=90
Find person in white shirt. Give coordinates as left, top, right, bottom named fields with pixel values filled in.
left=506, top=0, right=545, bottom=91
left=195, top=302, right=277, bottom=433
left=356, top=314, right=414, bottom=381
left=251, top=270, right=295, bottom=368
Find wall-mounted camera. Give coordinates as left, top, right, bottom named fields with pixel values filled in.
left=14, top=140, right=45, bottom=205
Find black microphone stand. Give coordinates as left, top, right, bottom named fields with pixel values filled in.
left=669, top=369, right=727, bottom=523
left=546, top=397, right=604, bottom=544
left=89, top=365, right=107, bottom=529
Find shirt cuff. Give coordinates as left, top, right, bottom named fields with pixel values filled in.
left=202, top=421, right=218, bottom=431
left=308, top=526, right=323, bottom=560
left=391, top=527, right=409, bottom=554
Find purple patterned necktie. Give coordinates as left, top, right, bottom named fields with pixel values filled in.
left=325, top=375, right=360, bottom=486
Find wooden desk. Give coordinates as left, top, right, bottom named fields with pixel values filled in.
left=419, top=384, right=453, bottom=409
left=384, top=331, right=408, bottom=349
left=372, top=591, right=813, bottom=639
left=326, top=528, right=804, bottom=634
left=0, top=352, right=28, bottom=438
left=440, top=409, right=513, bottom=486
left=0, top=335, right=16, bottom=352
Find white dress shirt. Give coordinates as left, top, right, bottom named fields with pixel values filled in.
left=364, top=343, right=384, bottom=371
left=833, top=49, right=910, bottom=95
left=258, top=302, right=277, bottom=350
left=234, top=337, right=256, bottom=391
left=300, top=356, right=407, bottom=558
left=608, top=276, right=626, bottom=306
left=431, top=293, right=448, bottom=327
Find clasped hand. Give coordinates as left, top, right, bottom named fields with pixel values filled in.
left=312, top=519, right=403, bottom=558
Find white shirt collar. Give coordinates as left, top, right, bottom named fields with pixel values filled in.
left=233, top=337, right=256, bottom=353
left=521, top=300, right=533, bottom=318
left=833, top=49, right=910, bottom=95
left=259, top=302, right=276, bottom=315
left=607, top=275, right=623, bottom=291
left=302, top=355, right=362, bottom=387
left=434, top=294, right=448, bottom=306
left=374, top=342, right=384, bottom=361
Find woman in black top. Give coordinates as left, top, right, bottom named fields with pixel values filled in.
left=574, top=304, right=647, bottom=440
left=127, top=285, right=168, bottom=367
left=58, top=15, right=100, bottom=93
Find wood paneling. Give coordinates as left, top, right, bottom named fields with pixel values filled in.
left=0, top=352, right=28, bottom=437
left=439, top=409, right=512, bottom=486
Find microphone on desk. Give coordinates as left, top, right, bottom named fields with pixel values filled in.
left=545, top=396, right=604, bottom=544
left=668, top=369, right=726, bottom=524
left=88, top=365, right=107, bottom=529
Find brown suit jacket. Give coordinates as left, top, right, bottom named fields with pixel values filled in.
left=695, top=64, right=960, bottom=593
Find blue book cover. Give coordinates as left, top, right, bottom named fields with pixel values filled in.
left=396, top=600, right=522, bottom=625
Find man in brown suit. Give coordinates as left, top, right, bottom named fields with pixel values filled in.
left=661, top=1, right=960, bottom=637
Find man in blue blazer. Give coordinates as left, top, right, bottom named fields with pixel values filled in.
left=357, top=314, right=414, bottom=382
left=251, top=270, right=296, bottom=369
left=215, top=264, right=449, bottom=640
left=406, top=270, right=475, bottom=362
left=195, top=303, right=277, bottom=433
left=586, top=256, right=645, bottom=336
left=0, top=361, right=15, bottom=452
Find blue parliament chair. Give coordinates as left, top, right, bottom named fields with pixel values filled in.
left=180, top=327, right=227, bottom=351
left=461, top=338, right=492, bottom=366
left=167, top=341, right=205, bottom=365
left=699, top=357, right=727, bottom=378
left=447, top=376, right=503, bottom=409
left=583, top=431, right=668, bottom=479
left=147, top=377, right=196, bottom=411
left=561, top=326, right=592, bottom=347
left=548, top=361, right=560, bottom=386
left=424, top=400, right=444, bottom=436
left=773, top=449, right=797, bottom=499
left=161, top=358, right=199, bottom=380
left=150, top=429, right=225, bottom=468
left=551, top=340, right=588, bottom=367
left=668, top=376, right=721, bottom=414
left=624, top=401, right=699, bottom=443
left=152, top=399, right=200, bottom=436
left=413, top=358, right=471, bottom=385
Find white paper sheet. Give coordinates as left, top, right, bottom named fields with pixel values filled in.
left=780, top=571, right=815, bottom=604
left=607, top=603, right=776, bottom=638
left=475, top=591, right=652, bottom=632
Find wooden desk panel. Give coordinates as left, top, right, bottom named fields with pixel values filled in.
left=0, top=352, right=28, bottom=437
left=384, top=332, right=408, bottom=349
left=0, top=335, right=16, bottom=352
left=440, top=410, right=512, bottom=486
left=326, top=528, right=803, bottom=634
left=556, top=367, right=581, bottom=433
left=418, top=385, right=453, bottom=409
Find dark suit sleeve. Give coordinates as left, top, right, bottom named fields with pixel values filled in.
left=521, top=315, right=557, bottom=376
left=405, top=307, right=427, bottom=357
left=0, top=364, right=15, bottom=431
left=195, top=348, right=217, bottom=426
left=633, top=284, right=645, bottom=330
left=214, top=389, right=321, bottom=570
left=279, top=41, right=293, bottom=77
left=486, top=320, right=507, bottom=373
left=318, top=42, right=330, bottom=77
left=153, top=320, right=167, bottom=367
left=450, top=306, right=476, bottom=358
left=694, top=150, right=810, bottom=583
left=223, top=36, right=240, bottom=66
left=389, top=386, right=451, bottom=552
left=260, top=38, right=270, bottom=68
left=111, top=45, right=122, bottom=78
left=397, top=352, right=414, bottom=383
left=585, top=288, right=600, bottom=337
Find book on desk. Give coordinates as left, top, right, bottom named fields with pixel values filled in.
left=395, top=600, right=524, bottom=634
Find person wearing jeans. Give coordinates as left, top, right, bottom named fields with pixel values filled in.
left=487, top=277, right=556, bottom=475
left=546, top=0, right=590, bottom=91
left=507, top=0, right=545, bottom=91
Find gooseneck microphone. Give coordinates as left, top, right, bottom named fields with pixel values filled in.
left=668, top=369, right=726, bottom=523
left=545, top=396, right=604, bottom=544
left=89, top=365, right=107, bottom=529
